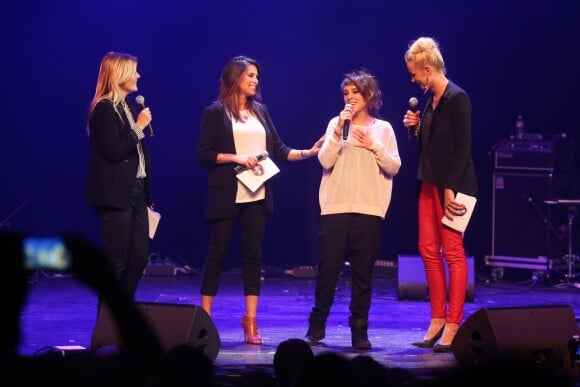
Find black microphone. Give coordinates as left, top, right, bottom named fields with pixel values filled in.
left=408, top=97, right=419, bottom=140
left=234, top=151, right=269, bottom=174
left=135, top=95, right=154, bottom=136
left=342, top=104, right=353, bottom=140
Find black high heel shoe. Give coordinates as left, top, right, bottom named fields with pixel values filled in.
left=411, top=325, right=444, bottom=348
left=433, top=323, right=459, bottom=353
left=433, top=343, right=452, bottom=352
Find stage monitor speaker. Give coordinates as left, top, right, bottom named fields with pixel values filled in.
left=397, top=255, right=475, bottom=302
left=492, top=172, right=567, bottom=260
left=451, top=304, right=580, bottom=367
left=91, top=302, right=221, bottom=361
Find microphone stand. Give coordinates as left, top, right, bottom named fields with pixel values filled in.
left=563, top=205, right=578, bottom=283
left=527, top=196, right=561, bottom=241
left=0, top=200, right=30, bottom=229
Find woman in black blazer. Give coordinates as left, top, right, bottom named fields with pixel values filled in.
left=403, top=37, right=478, bottom=352
left=195, top=55, right=322, bottom=344
left=85, top=51, right=154, bottom=302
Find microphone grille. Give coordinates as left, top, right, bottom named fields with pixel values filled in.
left=135, top=95, right=145, bottom=105
left=409, top=97, right=418, bottom=108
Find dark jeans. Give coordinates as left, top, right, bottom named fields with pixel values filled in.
left=200, top=200, right=267, bottom=296
left=96, top=178, right=149, bottom=300
left=312, top=213, right=381, bottom=320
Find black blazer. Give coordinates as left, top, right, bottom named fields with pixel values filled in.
left=195, top=102, right=291, bottom=219
left=85, top=99, right=152, bottom=209
left=417, top=80, right=478, bottom=205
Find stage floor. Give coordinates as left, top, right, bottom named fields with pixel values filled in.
left=16, top=266, right=580, bottom=384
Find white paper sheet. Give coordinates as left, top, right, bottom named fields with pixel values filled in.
left=441, top=192, right=477, bottom=233
left=236, top=157, right=280, bottom=192
left=147, top=207, right=161, bottom=239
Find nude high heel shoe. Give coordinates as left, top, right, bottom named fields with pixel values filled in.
left=241, top=315, right=263, bottom=345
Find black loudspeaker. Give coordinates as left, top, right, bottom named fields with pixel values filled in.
left=397, top=255, right=475, bottom=301
left=492, top=172, right=569, bottom=260
left=451, top=304, right=580, bottom=367
left=91, top=302, right=221, bottom=361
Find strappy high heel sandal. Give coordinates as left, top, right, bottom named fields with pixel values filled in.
left=241, top=315, right=263, bottom=345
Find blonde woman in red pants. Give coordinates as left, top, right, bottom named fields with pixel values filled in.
left=403, top=37, right=478, bottom=352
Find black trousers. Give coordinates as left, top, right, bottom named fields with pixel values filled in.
left=200, top=200, right=267, bottom=296
left=312, top=213, right=381, bottom=321
left=96, top=178, right=149, bottom=300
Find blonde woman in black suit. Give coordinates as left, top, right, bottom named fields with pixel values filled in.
left=403, top=37, right=478, bottom=352
left=85, top=51, right=154, bottom=302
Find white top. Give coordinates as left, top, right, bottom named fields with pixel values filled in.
left=318, top=117, right=401, bottom=219
left=232, top=111, right=267, bottom=202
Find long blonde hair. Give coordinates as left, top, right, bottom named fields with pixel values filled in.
left=87, top=52, right=138, bottom=132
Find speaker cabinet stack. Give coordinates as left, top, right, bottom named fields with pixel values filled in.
left=489, top=136, right=576, bottom=275
left=492, top=172, right=562, bottom=259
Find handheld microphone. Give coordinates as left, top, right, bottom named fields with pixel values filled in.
left=342, top=104, right=352, bottom=140
left=234, top=151, right=269, bottom=173
left=408, top=97, right=419, bottom=140
left=135, top=95, right=154, bottom=136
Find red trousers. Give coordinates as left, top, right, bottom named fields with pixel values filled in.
left=417, top=182, right=468, bottom=324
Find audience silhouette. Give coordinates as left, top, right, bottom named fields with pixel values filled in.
left=292, top=351, right=357, bottom=387
left=3, top=232, right=579, bottom=387
left=234, top=369, right=277, bottom=387
left=350, top=354, right=393, bottom=387
left=1, top=232, right=163, bottom=386
left=422, top=356, right=576, bottom=387
left=149, top=343, right=216, bottom=387
left=273, top=338, right=315, bottom=387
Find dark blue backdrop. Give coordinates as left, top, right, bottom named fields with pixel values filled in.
left=1, top=0, right=579, bottom=271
